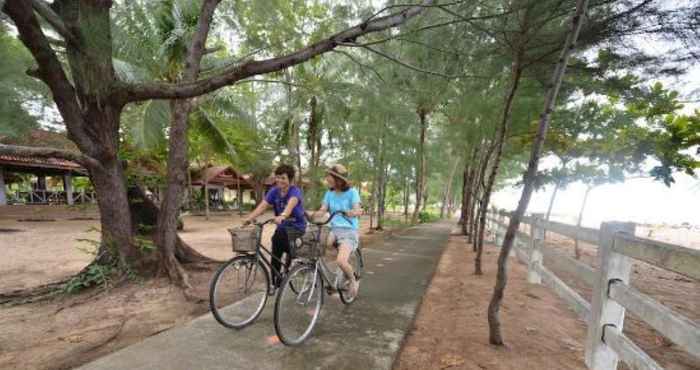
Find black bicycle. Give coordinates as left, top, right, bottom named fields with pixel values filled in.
left=273, top=211, right=364, bottom=345
left=209, top=218, right=299, bottom=329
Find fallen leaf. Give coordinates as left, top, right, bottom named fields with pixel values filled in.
left=440, top=354, right=465, bottom=369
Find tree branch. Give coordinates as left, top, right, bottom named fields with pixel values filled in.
left=120, top=0, right=436, bottom=102
left=0, top=144, right=100, bottom=168
left=3, top=0, right=95, bottom=155
left=332, top=49, right=385, bottom=82
left=30, top=0, right=77, bottom=45
left=203, top=46, right=222, bottom=55
left=183, top=0, right=222, bottom=82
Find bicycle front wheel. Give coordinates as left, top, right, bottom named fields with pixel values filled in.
left=274, top=263, right=323, bottom=346
left=209, top=255, right=269, bottom=329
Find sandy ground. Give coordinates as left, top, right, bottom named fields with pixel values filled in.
left=394, top=234, right=589, bottom=370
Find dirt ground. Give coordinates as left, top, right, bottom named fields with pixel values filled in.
left=394, top=233, right=589, bottom=370
left=0, top=205, right=395, bottom=370
left=394, top=230, right=699, bottom=370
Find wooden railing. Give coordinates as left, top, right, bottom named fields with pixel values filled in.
left=487, top=209, right=700, bottom=370
left=10, top=190, right=96, bottom=204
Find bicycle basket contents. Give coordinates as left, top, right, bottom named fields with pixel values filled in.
left=229, top=227, right=259, bottom=252
left=291, top=225, right=330, bottom=258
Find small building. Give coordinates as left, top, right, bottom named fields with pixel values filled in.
left=0, top=130, right=92, bottom=206
left=190, top=165, right=252, bottom=209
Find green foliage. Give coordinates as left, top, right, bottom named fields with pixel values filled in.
left=418, top=211, right=439, bottom=224
left=63, top=263, right=115, bottom=294
left=0, top=25, right=49, bottom=138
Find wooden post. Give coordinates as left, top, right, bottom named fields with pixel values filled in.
left=63, top=172, right=74, bottom=205
left=204, top=181, right=210, bottom=220
left=528, top=213, right=545, bottom=284
left=237, top=177, right=243, bottom=216
left=585, top=221, right=636, bottom=370
left=0, top=166, right=6, bottom=205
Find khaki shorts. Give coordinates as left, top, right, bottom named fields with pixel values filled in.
left=330, top=227, right=359, bottom=252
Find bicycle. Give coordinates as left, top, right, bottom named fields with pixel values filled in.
left=209, top=218, right=301, bottom=329
left=273, top=211, right=364, bottom=346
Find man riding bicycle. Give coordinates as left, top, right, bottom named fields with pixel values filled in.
left=242, top=164, right=306, bottom=289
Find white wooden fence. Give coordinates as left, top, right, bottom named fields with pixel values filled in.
left=486, top=209, right=700, bottom=370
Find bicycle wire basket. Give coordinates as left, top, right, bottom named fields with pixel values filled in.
left=229, top=226, right=260, bottom=252
left=290, top=225, right=331, bottom=259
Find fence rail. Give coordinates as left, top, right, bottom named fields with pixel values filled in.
left=486, top=209, right=700, bottom=370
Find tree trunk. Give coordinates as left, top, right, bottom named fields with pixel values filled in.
left=186, top=166, right=194, bottom=211
left=459, top=166, right=468, bottom=229
left=488, top=0, right=589, bottom=346
left=155, top=100, right=195, bottom=288
left=472, top=143, right=493, bottom=250
left=411, top=108, right=429, bottom=224
left=440, top=158, right=459, bottom=219
left=154, top=0, right=221, bottom=288
left=378, top=166, right=388, bottom=229
left=476, top=62, right=524, bottom=274
left=543, top=179, right=561, bottom=240
left=90, top=159, right=138, bottom=266
left=574, top=185, right=593, bottom=259
left=403, top=177, right=410, bottom=223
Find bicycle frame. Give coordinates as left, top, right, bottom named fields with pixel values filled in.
left=237, top=221, right=295, bottom=289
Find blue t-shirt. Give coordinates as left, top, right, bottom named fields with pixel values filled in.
left=265, top=186, right=306, bottom=231
left=322, top=188, right=361, bottom=230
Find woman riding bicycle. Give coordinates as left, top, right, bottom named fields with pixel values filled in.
left=310, top=164, right=362, bottom=297
left=242, top=164, right=306, bottom=288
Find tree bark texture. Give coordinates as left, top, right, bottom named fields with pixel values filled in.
left=488, top=0, right=590, bottom=345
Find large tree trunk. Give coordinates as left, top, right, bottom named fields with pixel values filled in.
left=154, top=0, right=221, bottom=288
left=488, top=0, right=589, bottom=346
left=156, top=100, right=195, bottom=287
left=90, top=158, right=138, bottom=266
left=574, top=185, right=593, bottom=259
left=411, top=108, right=429, bottom=224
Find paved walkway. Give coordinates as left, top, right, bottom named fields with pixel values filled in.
left=77, top=222, right=452, bottom=370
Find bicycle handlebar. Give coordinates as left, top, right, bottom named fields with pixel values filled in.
left=244, top=218, right=275, bottom=227
left=304, top=210, right=352, bottom=226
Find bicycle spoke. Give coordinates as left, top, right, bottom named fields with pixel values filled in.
left=210, top=256, right=269, bottom=329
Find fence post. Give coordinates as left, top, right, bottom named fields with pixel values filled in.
left=585, top=221, right=636, bottom=370
left=527, top=213, right=544, bottom=284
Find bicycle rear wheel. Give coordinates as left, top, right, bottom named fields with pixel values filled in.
left=274, top=263, right=323, bottom=346
left=209, top=255, right=269, bottom=329
left=339, top=248, right=364, bottom=304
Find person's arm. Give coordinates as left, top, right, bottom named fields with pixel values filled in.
left=347, top=201, right=363, bottom=217
left=274, top=196, right=298, bottom=225
left=311, top=192, right=330, bottom=218
left=243, top=200, right=270, bottom=225
left=346, top=189, right=362, bottom=217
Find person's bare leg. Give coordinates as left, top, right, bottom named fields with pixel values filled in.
left=336, top=244, right=358, bottom=295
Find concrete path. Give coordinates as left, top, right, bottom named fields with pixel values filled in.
left=77, top=222, right=453, bottom=370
